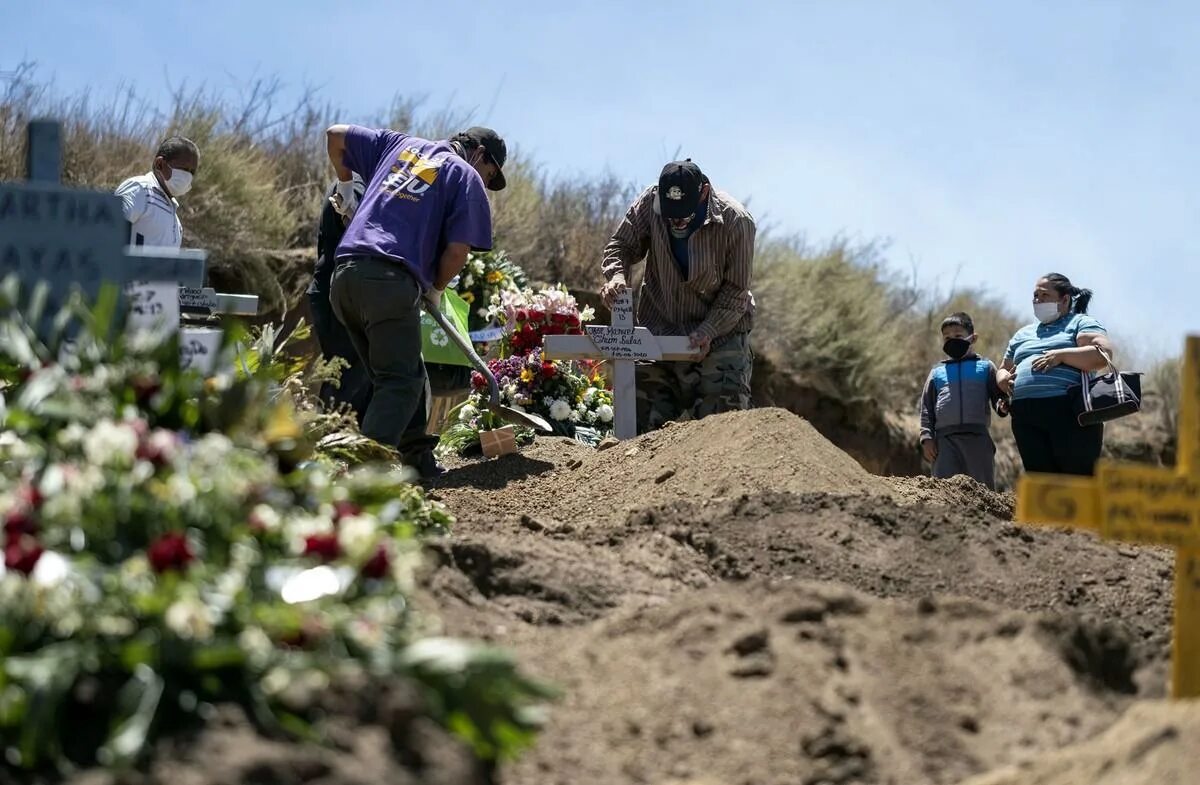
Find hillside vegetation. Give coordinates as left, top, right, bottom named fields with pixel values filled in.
left=0, top=65, right=1179, bottom=481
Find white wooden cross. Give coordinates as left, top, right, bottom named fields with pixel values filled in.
left=542, top=291, right=699, bottom=439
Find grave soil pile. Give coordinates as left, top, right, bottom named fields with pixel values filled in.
left=63, top=408, right=1179, bottom=785
left=426, top=408, right=1178, bottom=785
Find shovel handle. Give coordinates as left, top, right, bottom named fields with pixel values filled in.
left=424, top=296, right=501, bottom=408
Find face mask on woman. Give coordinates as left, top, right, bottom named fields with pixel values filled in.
left=1034, top=301, right=1062, bottom=324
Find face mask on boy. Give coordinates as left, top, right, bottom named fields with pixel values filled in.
left=943, top=337, right=972, bottom=360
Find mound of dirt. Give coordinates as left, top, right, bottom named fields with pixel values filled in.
left=956, top=700, right=1200, bottom=785
left=493, top=580, right=1140, bottom=785
left=420, top=408, right=1176, bottom=783
left=433, top=409, right=881, bottom=528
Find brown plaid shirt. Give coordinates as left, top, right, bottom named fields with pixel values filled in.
left=602, top=186, right=755, bottom=341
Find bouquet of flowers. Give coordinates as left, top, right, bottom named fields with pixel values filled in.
left=486, top=285, right=597, bottom=358
left=0, top=281, right=553, bottom=774
left=453, top=250, right=528, bottom=329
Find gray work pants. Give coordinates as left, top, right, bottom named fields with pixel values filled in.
left=932, top=430, right=996, bottom=490
left=329, top=255, right=437, bottom=462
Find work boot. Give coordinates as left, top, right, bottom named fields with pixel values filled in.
left=405, top=449, right=445, bottom=481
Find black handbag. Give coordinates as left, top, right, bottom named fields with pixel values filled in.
left=1070, top=347, right=1142, bottom=426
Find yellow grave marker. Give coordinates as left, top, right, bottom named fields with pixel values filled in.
left=1017, top=335, right=1200, bottom=698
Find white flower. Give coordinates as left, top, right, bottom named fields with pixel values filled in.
left=549, top=399, right=572, bottom=421
left=597, top=403, right=614, bottom=423
left=463, top=274, right=474, bottom=288
left=56, top=423, right=88, bottom=449
left=165, top=597, right=215, bottom=641
left=249, top=504, right=282, bottom=532
left=238, top=626, right=274, bottom=665
left=83, top=419, right=139, bottom=467
left=458, top=404, right=479, bottom=423
left=167, top=473, right=197, bottom=505
left=569, top=410, right=580, bottom=422
left=582, top=387, right=599, bottom=404
left=476, top=307, right=490, bottom=319
left=580, top=305, right=596, bottom=322
left=337, top=514, right=379, bottom=562
left=429, top=327, right=449, bottom=347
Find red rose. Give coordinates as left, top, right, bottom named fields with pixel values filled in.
left=541, top=362, right=557, bottom=379
left=567, top=313, right=581, bottom=328
left=551, top=312, right=568, bottom=325
left=360, top=544, right=391, bottom=579
left=147, top=531, right=194, bottom=574
left=515, top=308, right=530, bottom=322
left=471, top=372, right=487, bottom=391
left=332, top=500, right=362, bottom=522
left=4, top=536, right=43, bottom=575
left=529, top=308, right=546, bottom=323
left=4, top=508, right=36, bottom=537
left=543, top=324, right=564, bottom=336
left=303, top=533, right=341, bottom=562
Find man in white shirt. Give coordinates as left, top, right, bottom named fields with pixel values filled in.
left=114, top=136, right=200, bottom=248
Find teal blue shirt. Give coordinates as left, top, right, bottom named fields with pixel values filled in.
left=1004, top=313, right=1106, bottom=400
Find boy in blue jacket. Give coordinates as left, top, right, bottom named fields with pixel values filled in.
left=918, top=312, right=1010, bottom=489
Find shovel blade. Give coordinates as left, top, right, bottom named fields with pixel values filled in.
left=492, top=404, right=554, bottom=433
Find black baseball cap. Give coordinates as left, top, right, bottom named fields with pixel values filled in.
left=461, top=126, right=507, bottom=191
left=658, top=159, right=706, bottom=220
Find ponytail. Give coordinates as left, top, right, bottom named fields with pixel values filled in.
left=1071, top=286, right=1093, bottom=315
left=1043, top=273, right=1093, bottom=315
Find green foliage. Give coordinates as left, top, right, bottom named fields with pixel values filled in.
left=0, top=283, right=553, bottom=774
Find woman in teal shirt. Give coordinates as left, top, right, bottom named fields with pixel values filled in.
left=996, top=273, right=1116, bottom=476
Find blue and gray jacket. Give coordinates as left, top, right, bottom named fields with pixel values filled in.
left=918, top=354, right=1006, bottom=442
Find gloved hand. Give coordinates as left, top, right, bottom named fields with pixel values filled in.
left=330, top=178, right=361, bottom=219
left=423, top=286, right=445, bottom=310
left=600, top=277, right=628, bottom=307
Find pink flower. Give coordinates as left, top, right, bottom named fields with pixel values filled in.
left=332, top=500, right=362, bottom=522
left=148, top=532, right=194, bottom=574
left=137, top=430, right=179, bottom=467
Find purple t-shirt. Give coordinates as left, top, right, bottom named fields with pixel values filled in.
left=334, top=126, right=493, bottom=289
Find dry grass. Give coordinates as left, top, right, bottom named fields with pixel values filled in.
left=4, top=64, right=1172, bottom=434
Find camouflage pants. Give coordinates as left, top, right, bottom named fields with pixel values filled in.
left=636, top=332, right=753, bottom=433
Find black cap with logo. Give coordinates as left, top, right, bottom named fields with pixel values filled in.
left=461, top=126, right=508, bottom=191
left=658, top=159, right=706, bottom=220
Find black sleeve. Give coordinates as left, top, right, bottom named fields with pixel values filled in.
left=312, top=185, right=348, bottom=291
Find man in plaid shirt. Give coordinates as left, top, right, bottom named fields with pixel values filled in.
left=601, top=160, right=756, bottom=432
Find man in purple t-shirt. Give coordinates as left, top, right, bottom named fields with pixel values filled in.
left=324, top=123, right=506, bottom=478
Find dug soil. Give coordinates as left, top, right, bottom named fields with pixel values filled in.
left=62, top=408, right=1180, bottom=785
left=424, top=408, right=1179, bottom=785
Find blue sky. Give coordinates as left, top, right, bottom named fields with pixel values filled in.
left=4, top=0, right=1197, bottom=359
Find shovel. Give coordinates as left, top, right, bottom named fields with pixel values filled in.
left=424, top=297, right=553, bottom=433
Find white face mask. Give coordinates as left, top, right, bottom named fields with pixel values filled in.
left=164, top=168, right=193, bottom=197
left=1033, top=301, right=1062, bottom=324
